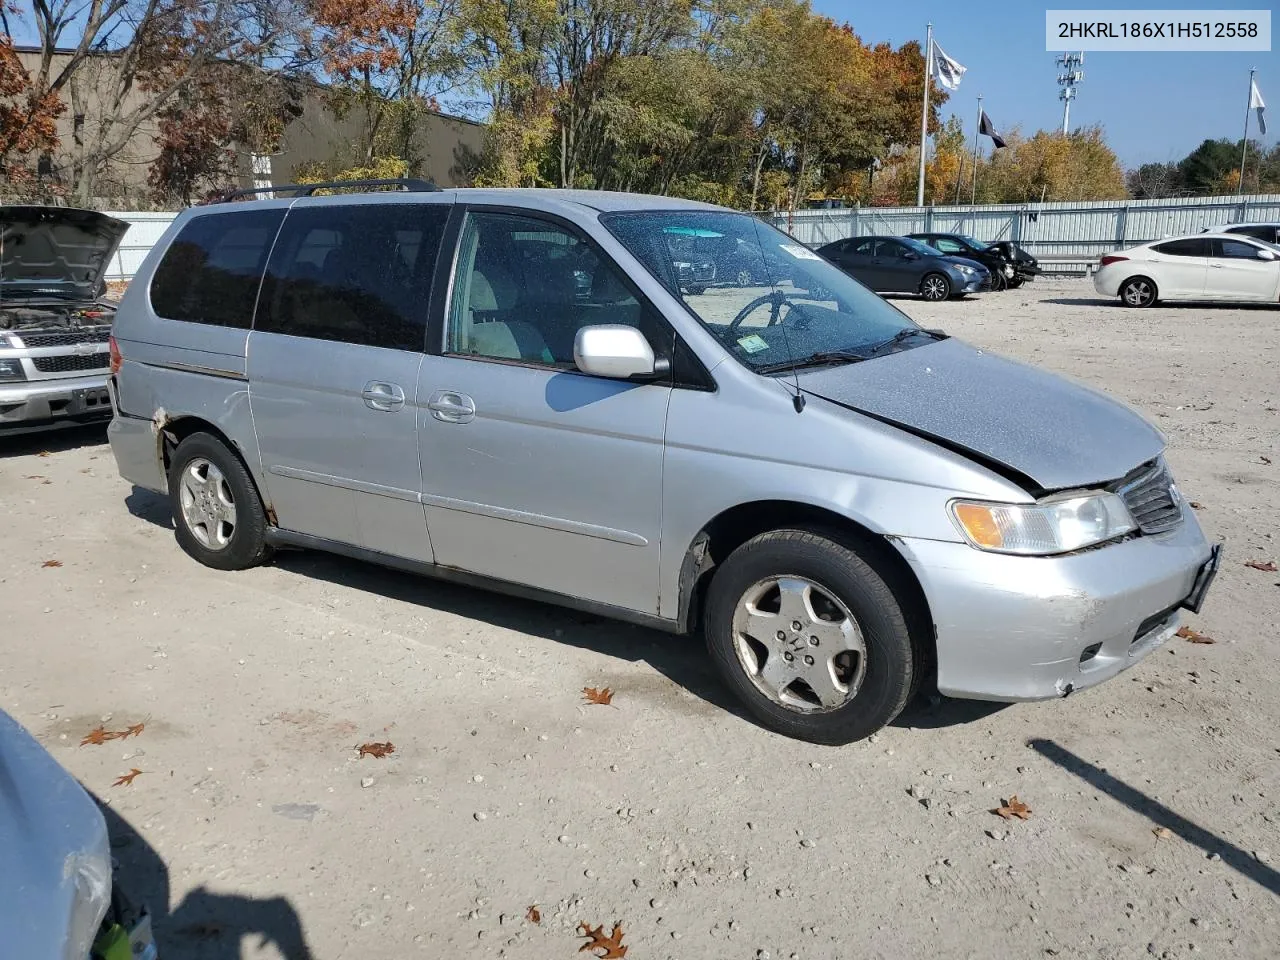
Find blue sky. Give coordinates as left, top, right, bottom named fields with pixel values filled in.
left=812, top=0, right=1278, bottom=165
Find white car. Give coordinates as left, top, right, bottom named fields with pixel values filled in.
left=1094, top=233, right=1280, bottom=307
left=1200, top=222, right=1280, bottom=244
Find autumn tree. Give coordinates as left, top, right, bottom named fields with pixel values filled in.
left=0, top=16, right=63, bottom=195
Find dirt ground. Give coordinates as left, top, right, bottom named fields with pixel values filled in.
left=2, top=277, right=1277, bottom=960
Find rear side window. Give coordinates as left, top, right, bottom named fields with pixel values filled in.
left=256, top=204, right=448, bottom=350
left=1152, top=238, right=1209, bottom=257
left=150, top=210, right=284, bottom=327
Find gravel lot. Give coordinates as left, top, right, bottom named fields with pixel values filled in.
left=2, top=277, right=1277, bottom=960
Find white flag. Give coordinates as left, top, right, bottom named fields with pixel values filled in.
left=1250, top=77, right=1267, bottom=135
left=931, top=40, right=966, bottom=91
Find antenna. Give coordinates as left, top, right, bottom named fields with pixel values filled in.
left=1056, top=52, right=1084, bottom=135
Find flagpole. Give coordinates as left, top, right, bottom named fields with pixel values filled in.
left=1239, top=67, right=1255, bottom=194
left=971, top=95, right=982, bottom=204
left=916, top=23, right=932, bottom=207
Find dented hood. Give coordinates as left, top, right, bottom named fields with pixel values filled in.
left=0, top=709, right=112, bottom=959
left=797, top=337, right=1164, bottom=491
left=0, top=206, right=128, bottom=301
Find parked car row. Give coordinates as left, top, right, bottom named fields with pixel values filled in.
left=814, top=232, right=1041, bottom=300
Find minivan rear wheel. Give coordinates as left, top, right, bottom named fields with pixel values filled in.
left=704, top=529, right=914, bottom=744
left=168, top=432, right=272, bottom=571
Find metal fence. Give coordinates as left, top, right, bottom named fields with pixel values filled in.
left=103, top=195, right=1280, bottom=281
left=771, top=194, right=1280, bottom=274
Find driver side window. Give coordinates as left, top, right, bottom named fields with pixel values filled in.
left=446, top=212, right=650, bottom=367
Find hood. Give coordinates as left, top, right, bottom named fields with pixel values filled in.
left=0, top=206, right=129, bottom=301
left=0, top=709, right=112, bottom=959
left=940, top=255, right=987, bottom=273
left=798, top=337, right=1164, bottom=491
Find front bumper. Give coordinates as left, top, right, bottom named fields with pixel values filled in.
left=0, top=373, right=112, bottom=434
left=896, top=505, right=1217, bottom=701
left=956, top=274, right=987, bottom=294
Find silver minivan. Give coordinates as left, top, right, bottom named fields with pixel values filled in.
left=106, top=183, right=1219, bottom=744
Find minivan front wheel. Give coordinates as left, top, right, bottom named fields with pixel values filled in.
left=705, top=529, right=914, bottom=744
left=168, top=432, right=272, bottom=571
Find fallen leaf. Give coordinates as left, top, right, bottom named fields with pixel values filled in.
left=1245, top=560, right=1278, bottom=572
left=1153, top=826, right=1174, bottom=841
left=41, top=560, right=62, bottom=568
left=578, top=922, right=627, bottom=958
left=23, top=475, right=44, bottom=480
left=358, top=741, right=395, bottom=759
left=526, top=904, right=541, bottom=925
left=1188, top=501, right=1203, bottom=510
left=1258, top=455, right=1272, bottom=465
left=120, top=722, right=145, bottom=739
left=583, top=687, right=614, bottom=706
left=1175, top=626, right=1215, bottom=644
left=112, top=768, right=143, bottom=787
left=80, top=725, right=123, bottom=746
left=178, top=922, right=224, bottom=939
left=992, top=795, right=1032, bottom=821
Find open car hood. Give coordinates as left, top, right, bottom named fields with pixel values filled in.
left=0, top=206, right=128, bottom=301
left=797, top=337, right=1165, bottom=491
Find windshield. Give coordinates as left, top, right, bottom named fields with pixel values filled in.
left=900, top=236, right=944, bottom=256
left=603, top=211, right=924, bottom=372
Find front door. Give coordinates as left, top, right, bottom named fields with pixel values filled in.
left=872, top=238, right=920, bottom=292
left=248, top=199, right=451, bottom=562
left=416, top=209, right=670, bottom=615
left=1204, top=237, right=1280, bottom=301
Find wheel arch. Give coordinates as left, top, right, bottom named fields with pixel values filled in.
left=160, top=416, right=275, bottom=526
left=676, top=499, right=936, bottom=682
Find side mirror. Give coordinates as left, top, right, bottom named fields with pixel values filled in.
left=1256, top=248, right=1277, bottom=261
left=902, top=251, right=919, bottom=261
left=574, top=325, right=660, bottom=379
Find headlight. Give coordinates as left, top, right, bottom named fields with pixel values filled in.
left=950, top=493, right=1136, bottom=555
left=63, top=844, right=112, bottom=960
left=0, top=356, right=26, bottom=381
left=953, top=264, right=977, bottom=277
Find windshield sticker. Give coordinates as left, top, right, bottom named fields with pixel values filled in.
left=737, top=334, right=770, bottom=354
left=779, top=243, right=821, bottom=260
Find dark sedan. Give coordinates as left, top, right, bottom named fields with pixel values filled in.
left=907, top=232, right=1040, bottom=289
left=817, top=235, right=988, bottom=301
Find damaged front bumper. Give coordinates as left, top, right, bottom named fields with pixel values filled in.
left=894, top=504, right=1217, bottom=702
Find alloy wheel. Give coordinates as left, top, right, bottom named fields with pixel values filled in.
left=179, top=457, right=237, bottom=550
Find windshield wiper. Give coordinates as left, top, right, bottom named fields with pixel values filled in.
left=864, top=327, right=946, bottom=357
left=756, top=350, right=870, bottom=374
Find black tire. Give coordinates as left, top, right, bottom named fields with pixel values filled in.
left=989, top=269, right=1007, bottom=292
left=686, top=284, right=707, bottom=296
left=1119, top=276, right=1158, bottom=307
left=168, top=432, right=272, bottom=571
left=919, top=272, right=951, bottom=302
left=704, top=528, right=915, bottom=745
left=1007, top=277, right=1025, bottom=289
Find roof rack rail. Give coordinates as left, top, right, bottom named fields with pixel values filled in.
left=204, top=178, right=441, bottom=204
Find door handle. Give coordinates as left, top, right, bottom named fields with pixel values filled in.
left=427, top=390, right=476, bottom=424
left=1208, top=263, right=1224, bottom=268
left=361, top=380, right=406, bottom=411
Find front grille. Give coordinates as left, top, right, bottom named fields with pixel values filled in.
left=31, top=352, right=110, bottom=373
left=18, top=329, right=111, bottom=348
left=1116, top=460, right=1183, bottom=535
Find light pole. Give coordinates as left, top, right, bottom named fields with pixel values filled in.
left=1056, top=52, right=1084, bottom=135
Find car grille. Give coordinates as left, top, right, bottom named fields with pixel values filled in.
left=18, top=329, right=111, bottom=348
left=1116, top=460, right=1183, bottom=535
left=31, top=352, right=110, bottom=373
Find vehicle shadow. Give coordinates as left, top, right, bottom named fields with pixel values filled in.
left=123, top=485, right=995, bottom=738
left=1045, top=297, right=1280, bottom=311
left=0, top=422, right=107, bottom=459
left=1028, top=738, right=1280, bottom=896
left=94, top=793, right=314, bottom=958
